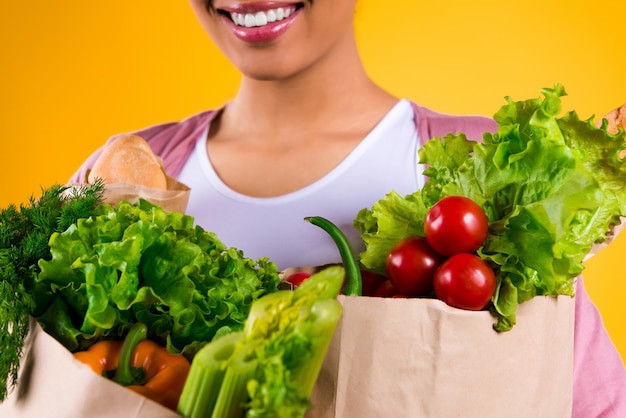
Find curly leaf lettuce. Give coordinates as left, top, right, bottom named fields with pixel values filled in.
left=36, top=199, right=281, bottom=357
left=355, top=85, right=626, bottom=331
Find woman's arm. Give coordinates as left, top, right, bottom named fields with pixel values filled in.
left=573, top=278, right=626, bottom=417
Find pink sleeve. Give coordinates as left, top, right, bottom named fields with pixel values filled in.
left=68, top=145, right=106, bottom=184
left=410, top=101, right=498, bottom=144
left=67, top=109, right=217, bottom=184
left=573, top=277, right=626, bottom=416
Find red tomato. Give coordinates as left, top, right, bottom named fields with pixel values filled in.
left=424, top=196, right=488, bottom=257
left=385, top=236, right=445, bottom=297
left=284, top=272, right=311, bottom=289
left=433, top=253, right=496, bottom=311
left=360, top=269, right=388, bottom=296
left=373, top=280, right=399, bottom=298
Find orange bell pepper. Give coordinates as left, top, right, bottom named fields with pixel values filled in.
left=74, top=323, right=190, bottom=411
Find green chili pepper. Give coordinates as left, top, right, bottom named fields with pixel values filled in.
left=304, top=216, right=362, bottom=296
left=113, top=322, right=149, bottom=386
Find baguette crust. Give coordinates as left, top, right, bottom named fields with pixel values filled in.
left=88, top=135, right=168, bottom=189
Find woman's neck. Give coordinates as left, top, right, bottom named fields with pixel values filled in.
left=202, top=32, right=399, bottom=197
left=217, top=38, right=397, bottom=143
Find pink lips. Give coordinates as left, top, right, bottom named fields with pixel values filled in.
left=221, top=4, right=301, bottom=44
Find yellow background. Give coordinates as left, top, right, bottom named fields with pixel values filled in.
left=1, top=1, right=625, bottom=360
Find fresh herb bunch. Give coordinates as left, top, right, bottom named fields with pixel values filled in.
left=0, top=181, right=105, bottom=401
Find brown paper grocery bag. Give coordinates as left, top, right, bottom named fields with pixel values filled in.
left=0, top=318, right=181, bottom=418
left=100, top=179, right=190, bottom=213
left=307, top=294, right=575, bottom=418
left=86, top=173, right=191, bottom=214
left=81, top=157, right=191, bottom=214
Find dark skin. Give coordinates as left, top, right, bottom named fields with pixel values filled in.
left=204, top=89, right=397, bottom=197
left=189, top=0, right=397, bottom=197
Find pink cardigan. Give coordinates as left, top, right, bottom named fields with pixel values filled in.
left=70, top=102, right=626, bottom=416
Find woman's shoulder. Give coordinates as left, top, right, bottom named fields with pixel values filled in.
left=131, top=109, right=218, bottom=148
left=69, top=108, right=220, bottom=183
left=126, top=108, right=221, bottom=177
left=408, top=101, right=497, bottom=143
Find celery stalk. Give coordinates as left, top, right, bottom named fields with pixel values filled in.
left=243, top=267, right=345, bottom=417
left=211, top=343, right=259, bottom=418
left=178, top=266, right=345, bottom=418
left=177, top=331, right=244, bottom=418
left=290, top=298, right=342, bottom=396
left=293, top=265, right=345, bottom=301
left=244, top=265, right=344, bottom=337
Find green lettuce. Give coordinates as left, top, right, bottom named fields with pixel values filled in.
left=355, top=85, right=626, bottom=330
left=35, top=199, right=281, bottom=357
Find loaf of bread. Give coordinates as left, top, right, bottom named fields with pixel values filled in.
left=87, top=134, right=168, bottom=190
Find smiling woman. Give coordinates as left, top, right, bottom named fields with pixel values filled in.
left=1, top=0, right=625, bottom=415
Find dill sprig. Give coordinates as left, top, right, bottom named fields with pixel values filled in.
left=0, top=180, right=104, bottom=401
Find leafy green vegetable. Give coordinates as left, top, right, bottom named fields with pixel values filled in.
left=355, top=84, right=626, bottom=330
left=0, top=182, right=105, bottom=401
left=35, top=198, right=281, bottom=358
left=178, top=266, right=344, bottom=418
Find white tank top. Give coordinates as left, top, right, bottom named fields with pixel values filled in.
left=178, top=99, right=423, bottom=270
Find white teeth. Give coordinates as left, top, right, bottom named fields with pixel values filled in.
left=254, top=11, right=267, bottom=26
left=232, top=13, right=243, bottom=25
left=244, top=13, right=255, bottom=27
left=230, top=6, right=295, bottom=28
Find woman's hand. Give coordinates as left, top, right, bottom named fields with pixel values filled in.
left=598, top=103, right=626, bottom=160
left=599, top=103, right=626, bottom=133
